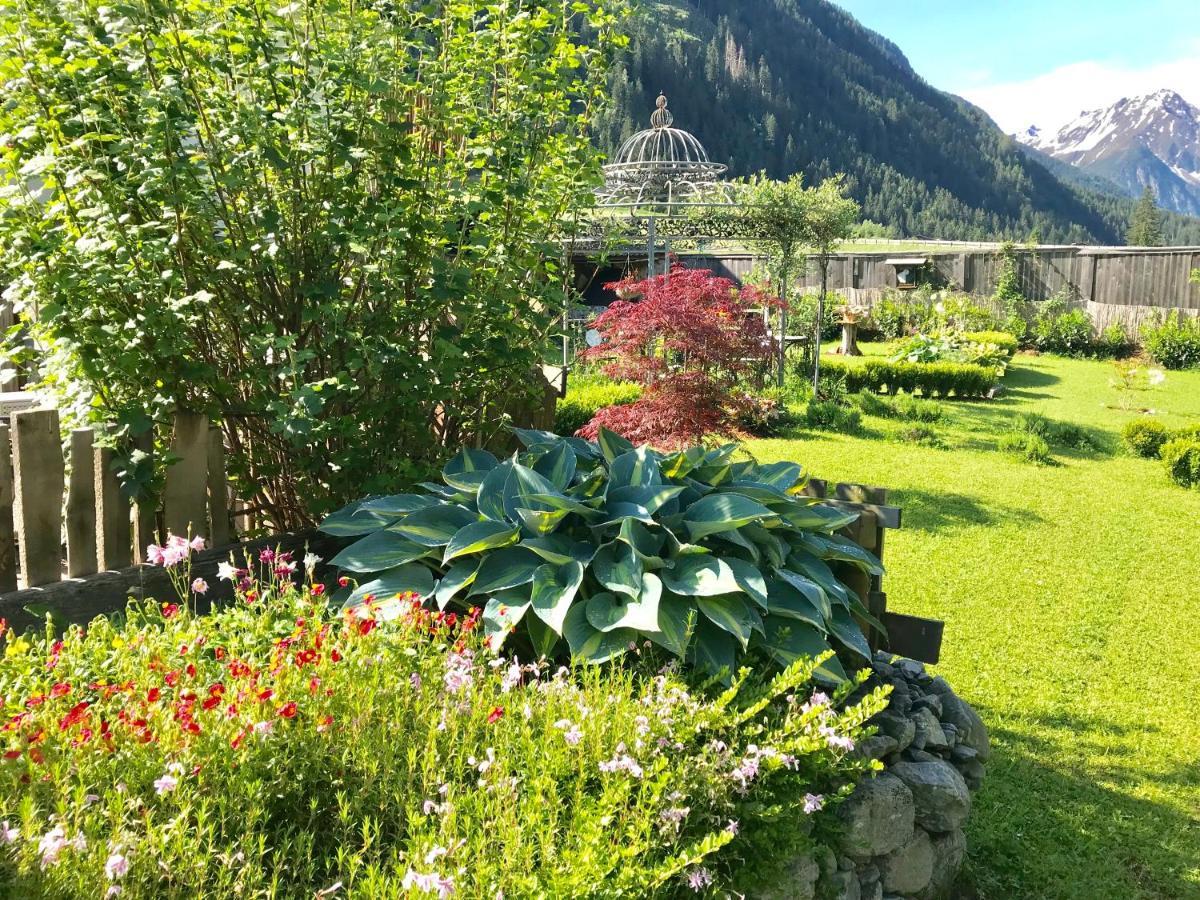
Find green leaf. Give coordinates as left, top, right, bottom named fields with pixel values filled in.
left=442, top=448, right=499, bottom=491
left=775, top=501, right=859, bottom=532
left=607, top=484, right=685, bottom=513
left=829, top=605, right=872, bottom=663
left=360, top=494, right=438, bottom=515
left=644, top=591, right=695, bottom=658
left=616, top=518, right=669, bottom=568
left=531, top=441, right=577, bottom=491
left=503, top=464, right=561, bottom=521
left=696, top=594, right=759, bottom=650
left=688, top=619, right=737, bottom=681
left=344, top=564, right=435, bottom=608
left=756, top=461, right=806, bottom=491
left=805, top=533, right=885, bottom=576
left=434, top=558, right=480, bottom=610
left=766, top=577, right=826, bottom=630
left=592, top=541, right=643, bottom=598
left=393, top=505, right=478, bottom=547
left=525, top=614, right=561, bottom=659
left=775, top=569, right=833, bottom=621
left=683, top=493, right=774, bottom=540
left=788, top=551, right=851, bottom=607
left=521, top=535, right=596, bottom=566
left=531, top=560, right=584, bottom=635
left=662, top=554, right=740, bottom=597
left=442, top=520, right=519, bottom=564
left=585, top=573, right=662, bottom=633
left=477, top=460, right=515, bottom=522
left=596, top=427, right=634, bottom=463
left=483, top=594, right=531, bottom=648
left=758, top=616, right=846, bottom=682
left=515, top=506, right=571, bottom=536
left=318, top=503, right=393, bottom=536
left=609, top=446, right=661, bottom=489
left=724, top=557, right=769, bottom=608
left=469, top=547, right=543, bottom=595
left=328, top=531, right=431, bottom=573
left=563, top=603, right=635, bottom=664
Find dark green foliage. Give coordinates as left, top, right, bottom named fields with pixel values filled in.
left=322, top=431, right=883, bottom=681
left=898, top=425, right=944, bottom=449
left=1160, top=438, right=1200, bottom=488
left=598, top=1, right=1200, bottom=243
left=735, top=389, right=804, bottom=437
left=1141, top=312, right=1200, bottom=370
left=1031, top=303, right=1094, bottom=356
left=998, top=431, right=1054, bottom=465
left=819, top=359, right=997, bottom=399
left=1127, top=186, right=1165, bottom=247
left=555, top=380, right=643, bottom=435
left=853, top=391, right=895, bottom=418
left=1094, top=324, right=1133, bottom=359
left=803, top=400, right=862, bottom=433
left=1017, top=413, right=1102, bottom=453
left=1123, top=420, right=1171, bottom=459
left=854, top=392, right=942, bottom=422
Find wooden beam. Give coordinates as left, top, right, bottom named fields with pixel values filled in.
left=131, top=429, right=157, bottom=563
left=0, top=425, right=16, bottom=593
left=163, top=412, right=209, bottom=540
left=206, top=427, right=230, bottom=547
left=65, top=429, right=98, bottom=578
left=882, top=612, right=944, bottom=664
left=94, top=437, right=132, bottom=571
left=12, top=409, right=65, bottom=587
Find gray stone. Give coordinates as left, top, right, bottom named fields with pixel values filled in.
left=941, top=723, right=958, bottom=746
left=837, top=856, right=854, bottom=872
left=854, top=734, right=900, bottom=761
left=949, top=745, right=977, bottom=765
left=873, top=650, right=896, bottom=666
left=897, top=658, right=925, bottom=680
left=763, top=852, right=819, bottom=900
left=879, top=828, right=934, bottom=895
left=835, top=773, right=915, bottom=858
left=939, top=693, right=989, bottom=761
left=819, top=870, right=861, bottom=900
left=857, top=864, right=880, bottom=888
left=912, top=707, right=948, bottom=751
left=874, top=661, right=896, bottom=681
left=912, top=694, right=943, bottom=717
left=958, top=758, right=986, bottom=791
left=918, top=828, right=967, bottom=900
left=859, top=882, right=883, bottom=900
left=891, top=761, right=972, bottom=833
left=927, top=676, right=953, bottom=696
left=903, top=748, right=938, bottom=763
left=874, top=712, right=916, bottom=753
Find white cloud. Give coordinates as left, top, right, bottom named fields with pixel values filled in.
left=959, top=57, right=1200, bottom=135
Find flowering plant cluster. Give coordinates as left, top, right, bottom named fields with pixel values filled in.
left=0, top=562, right=887, bottom=897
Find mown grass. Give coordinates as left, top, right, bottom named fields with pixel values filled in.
left=750, top=350, right=1200, bottom=899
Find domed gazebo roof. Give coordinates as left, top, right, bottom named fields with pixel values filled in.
left=596, top=95, right=732, bottom=211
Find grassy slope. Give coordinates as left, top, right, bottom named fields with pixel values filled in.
left=750, top=352, right=1200, bottom=899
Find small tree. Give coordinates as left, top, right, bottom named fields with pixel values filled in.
left=1190, top=269, right=1200, bottom=285
left=580, top=267, right=775, bottom=447
left=1127, top=187, right=1165, bottom=247
left=805, top=177, right=861, bottom=392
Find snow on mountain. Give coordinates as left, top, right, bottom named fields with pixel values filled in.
left=1018, top=90, right=1200, bottom=214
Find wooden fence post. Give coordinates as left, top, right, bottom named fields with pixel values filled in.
left=207, top=427, right=230, bottom=546
left=65, top=429, right=98, bottom=578
left=163, top=412, right=208, bottom=540
left=12, top=409, right=65, bottom=587
left=94, top=433, right=132, bottom=571
left=0, top=425, right=16, bottom=592
left=131, top=430, right=157, bottom=563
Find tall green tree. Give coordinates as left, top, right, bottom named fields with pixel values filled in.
left=1127, top=186, right=1166, bottom=246
left=804, top=177, right=861, bottom=391
left=0, top=0, right=628, bottom=529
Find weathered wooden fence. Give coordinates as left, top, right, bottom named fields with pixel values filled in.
left=0, top=409, right=229, bottom=593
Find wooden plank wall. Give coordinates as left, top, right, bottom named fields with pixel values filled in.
left=0, top=411, right=232, bottom=591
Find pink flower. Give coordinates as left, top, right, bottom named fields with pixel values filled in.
left=803, top=793, right=825, bottom=814
left=105, top=852, right=129, bottom=880
left=685, top=868, right=713, bottom=891
left=191, top=578, right=209, bottom=595
left=37, top=826, right=66, bottom=868
left=0, top=821, right=17, bottom=844
left=146, top=545, right=165, bottom=566
left=153, top=774, right=178, bottom=795
left=189, top=535, right=207, bottom=552
left=402, top=869, right=455, bottom=897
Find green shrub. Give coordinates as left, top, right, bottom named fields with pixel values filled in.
left=998, top=431, right=1055, bottom=465
left=1161, top=437, right=1200, bottom=488
left=322, top=431, right=882, bottom=680
left=963, top=331, right=1019, bottom=356
left=1094, top=323, right=1132, bottom=359
left=555, top=379, right=642, bottom=435
left=1031, top=303, right=1093, bottom=356
left=818, top=359, right=997, bottom=399
left=893, top=395, right=943, bottom=423
left=803, top=400, right=863, bottom=434
left=898, top=425, right=945, bottom=448
left=1017, top=413, right=1101, bottom=453
left=0, top=563, right=887, bottom=897
left=1141, top=312, right=1200, bottom=370
left=853, top=391, right=896, bottom=418
left=735, top=389, right=804, bottom=437
left=1122, top=419, right=1171, bottom=458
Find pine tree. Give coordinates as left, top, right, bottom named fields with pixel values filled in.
left=1127, top=187, right=1165, bottom=246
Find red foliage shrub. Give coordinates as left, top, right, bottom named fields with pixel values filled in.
left=579, top=267, right=776, bottom=447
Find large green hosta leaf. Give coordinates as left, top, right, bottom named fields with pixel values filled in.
left=563, top=603, right=634, bottom=664
left=531, top=560, right=584, bottom=635
left=442, top=520, right=519, bottom=564
left=328, top=530, right=431, bottom=573
left=758, top=616, right=846, bottom=682
left=585, top=573, right=662, bottom=633
left=393, top=505, right=477, bottom=547
left=344, top=564, right=436, bottom=609
left=684, top=492, right=774, bottom=540
left=442, top=448, right=499, bottom=492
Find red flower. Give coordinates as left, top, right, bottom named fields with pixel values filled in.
left=487, top=706, right=505, bottom=725
left=185, top=663, right=197, bottom=679
left=311, top=584, right=326, bottom=596
left=214, top=647, right=227, bottom=660
left=317, top=714, right=334, bottom=732
left=338, top=576, right=350, bottom=588
left=28, top=747, right=44, bottom=765
left=277, top=702, right=298, bottom=720
left=330, top=649, right=342, bottom=663
left=202, top=696, right=221, bottom=711
left=58, top=701, right=90, bottom=731
left=24, top=695, right=46, bottom=709
left=3, top=749, right=20, bottom=760
left=258, top=688, right=274, bottom=702
left=165, top=671, right=180, bottom=687
left=357, top=619, right=377, bottom=637
left=50, top=682, right=71, bottom=699
left=162, top=603, right=180, bottom=619
left=146, top=687, right=161, bottom=703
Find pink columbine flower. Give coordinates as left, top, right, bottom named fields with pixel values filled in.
left=189, top=535, right=206, bottom=552
left=146, top=544, right=165, bottom=566
left=191, top=578, right=209, bottom=595
left=685, top=867, right=713, bottom=891
left=37, top=826, right=66, bottom=868
left=153, top=774, right=178, bottom=795
left=803, top=793, right=825, bottom=814
left=402, top=869, right=455, bottom=897
left=105, top=852, right=129, bottom=880
left=0, top=821, right=17, bottom=844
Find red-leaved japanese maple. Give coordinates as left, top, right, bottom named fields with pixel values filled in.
left=579, top=266, right=776, bottom=447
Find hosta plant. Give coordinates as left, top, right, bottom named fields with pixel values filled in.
left=321, top=429, right=883, bottom=681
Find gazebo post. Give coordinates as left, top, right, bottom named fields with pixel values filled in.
left=646, top=216, right=657, bottom=278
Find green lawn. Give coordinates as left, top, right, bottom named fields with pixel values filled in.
left=751, top=351, right=1200, bottom=900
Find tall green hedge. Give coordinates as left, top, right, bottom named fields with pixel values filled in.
left=819, top=359, right=998, bottom=399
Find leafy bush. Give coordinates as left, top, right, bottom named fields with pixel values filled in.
left=998, top=431, right=1054, bottom=465
left=556, top=379, right=643, bottom=435
left=1161, top=438, right=1200, bottom=488
left=853, top=391, right=895, bottom=418
left=1031, top=301, right=1093, bottom=357
left=0, top=559, right=888, bottom=897
left=1141, top=312, right=1200, bottom=370
left=819, top=359, right=997, bottom=399
left=898, top=425, right=945, bottom=449
left=869, top=295, right=919, bottom=340
left=1094, top=323, right=1132, bottom=359
left=735, top=389, right=804, bottom=437
left=963, top=331, right=1019, bottom=357
left=1017, top=413, right=1101, bottom=453
left=803, top=401, right=863, bottom=434
left=582, top=268, right=776, bottom=447
left=0, top=0, right=629, bottom=529
left=793, top=292, right=841, bottom=342
left=322, top=430, right=883, bottom=681
left=1123, top=420, right=1171, bottom=458
left=853, top=392, right=941, bottom=423
left=890, top=333, right=1009, bottom=373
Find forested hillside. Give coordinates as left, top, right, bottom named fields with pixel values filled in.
left=595, top=0, right=1200, bottom=244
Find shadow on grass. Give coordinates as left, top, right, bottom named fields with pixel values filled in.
left=1004, top=363, right=1062, bottom=390
left=965, top=714, right=1200, bottom=900
left=890, top=488, right=1044, bottom=531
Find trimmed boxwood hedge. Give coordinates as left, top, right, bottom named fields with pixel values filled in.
left=555, top=379, right=642, bottom=434
left=819, top=358, right=999, bottom=399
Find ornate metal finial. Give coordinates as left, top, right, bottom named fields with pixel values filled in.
left=650, top=93, right=674, bottom=129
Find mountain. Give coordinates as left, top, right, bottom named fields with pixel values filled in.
left=1018, top=90, right=1200, bottom=216
left=594, top=0, right=1200, bottom=245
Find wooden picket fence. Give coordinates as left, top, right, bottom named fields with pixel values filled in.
left=0, top=409, right=230, bottom=591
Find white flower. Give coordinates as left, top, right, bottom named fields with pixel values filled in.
left=0, top=821, right=17, bottom=844
left=1148, top=368, right=1166, bottom=386
left=216, top=561, right=238, bottom=582
left=38, top=826, right=66, bottom=868
left=105, top=852, right=129, bottom=880
left=304, top=552, right=322, bottom=572
left=153, top=774, right=178, bottom=795
left=424, top=846, right=447, bottom=865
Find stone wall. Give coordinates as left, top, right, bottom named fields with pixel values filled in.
left=768, top=652, right=989, bottom=900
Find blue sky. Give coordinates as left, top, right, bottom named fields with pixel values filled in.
left=834, top=0, right=1200, bottom=132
